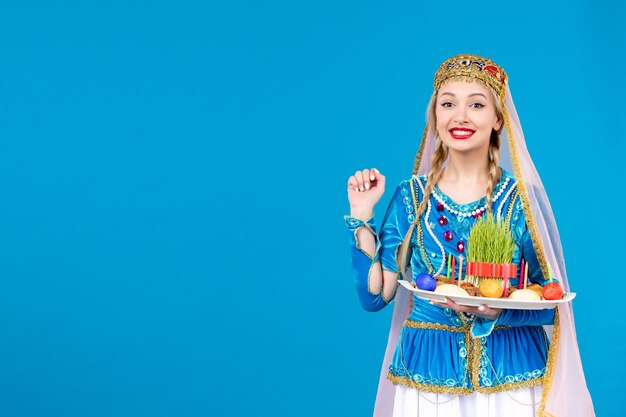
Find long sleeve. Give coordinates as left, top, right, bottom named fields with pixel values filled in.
left=344, top=214, right=388, bottom=312
left=379, top=182, right=412, bottom=275
left=344, top=181, right=411, bottom=312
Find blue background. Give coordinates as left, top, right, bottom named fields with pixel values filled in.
left=0, top=1, right=623, bottom=416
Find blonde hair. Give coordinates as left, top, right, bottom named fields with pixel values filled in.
left=397, top=81, right=504, bottom=276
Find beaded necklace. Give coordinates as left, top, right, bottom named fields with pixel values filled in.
left=412, top=174, right=512, bottom=277
left=432, top=176, right=510, bottom=218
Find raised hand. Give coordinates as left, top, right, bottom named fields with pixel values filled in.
left=347, top=168, right=386, bottom=218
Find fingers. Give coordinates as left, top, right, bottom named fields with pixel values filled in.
left=355, top=170, right=364, bottom=191
left=363, top=169, right=371, bottom=190
left=347, top=175, right=358, bottom=192
left=348, top=168, right=383, bottom=192
left=446, top=297, right=471, bottom=313
left=372, top=167, right=384, bottom=183
left=430, top=297, right=470, bottom=313
left=429, top=298, right=501, bottom=320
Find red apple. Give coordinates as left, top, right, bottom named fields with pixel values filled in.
left=542, top=281, right=564, bottom=300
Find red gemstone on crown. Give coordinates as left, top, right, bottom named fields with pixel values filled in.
left=437, top=202, right=445, bottom=212
left=444, top=231, right=453, bottom=241
left=484, top=65, right=499, bottom=78
left=456, top=241, right=465, bottom=252
left=438, top=216, right=448, bottom=226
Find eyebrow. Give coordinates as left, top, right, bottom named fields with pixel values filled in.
left=440, top=92, right=487, bottom=98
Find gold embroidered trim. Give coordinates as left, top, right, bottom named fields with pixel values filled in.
left=537, top=308, right=560, bottom=417
left=387, top=372, right=544, bottom=395
left=470, top=332, right=481, bottom=389
left=387, top=373, right=472, bottom=395
left=503, top=106, right=549, bottom=278
left=368, top=260, right=396, bottom=304
left=398, top=320, right=545, bottom=395
left=352, top=224, right=376, bottom=261
left=475, top=375, right=543, bottom=394
left=403, top=320, right=465, bottom=332
left=403, top=319, right=510, bottom=333
left=433, top=54, right=507, bottom=98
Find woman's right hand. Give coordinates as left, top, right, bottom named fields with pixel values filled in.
left=347, top=168, right=386, bottom=217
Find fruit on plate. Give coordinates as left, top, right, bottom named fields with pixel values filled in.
left=508, top=289, right=541, bottom=301
left=542, top=281, right=564, bottom=300
left=434, top=284, right=469, bottom=297
left=526, top=284, right=544, bottom=298
left=479, top=279, right=503, bottom=298
left=460, top=282, right=479, bottom=297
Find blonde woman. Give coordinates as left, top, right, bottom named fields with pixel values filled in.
left=344, top=54, right=594, bottom=417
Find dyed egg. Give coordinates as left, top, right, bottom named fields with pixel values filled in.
left=542, top=281, right=564, bottom=300
left=508, top=289, right=541, bottom=301
left=479, top=279, right=503, bottom=298
left=415, top=273, right=436, bottom=291
left=434, top=284, right=469, bottom=296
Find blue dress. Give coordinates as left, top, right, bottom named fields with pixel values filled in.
left=344, top=168, right=555, bottom=395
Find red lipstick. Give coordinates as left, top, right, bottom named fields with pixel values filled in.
left=449, top=127, right=475, bottom=140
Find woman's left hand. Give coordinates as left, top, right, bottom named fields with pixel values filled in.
left=431, top=297, right=502, bottom=320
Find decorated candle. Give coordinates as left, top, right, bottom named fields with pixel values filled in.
left=451, top=255, right=456, bottom=284
left=524, top=262, right=529, bottom=289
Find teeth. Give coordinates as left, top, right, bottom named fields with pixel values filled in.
left=452, top=130, right=474, bottom=135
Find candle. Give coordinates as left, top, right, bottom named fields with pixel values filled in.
left=451, top=255, right=456, bottom=284
left=524, top=262, right=529, bottom=289
left=519, top=259, right=525, bottom=289
left=502, top=267, right=509, bottom=298
left=548, top=263, right=553, bottom=281
left=457, top=256, right=464, bottom=286
left=447, top=254, right=451, bottom=279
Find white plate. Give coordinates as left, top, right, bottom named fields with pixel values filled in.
left=398, top=280, right=576, bottom=310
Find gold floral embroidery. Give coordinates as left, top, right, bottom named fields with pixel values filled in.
left=403, top=320, right=464, bottom=332
left=433, top=55, right=507, bottom=98
left=387, top=371, right=543, bottom=395
left=387, top=373, right=472, bottom=395
left=393, top=320, right=546, bottom=395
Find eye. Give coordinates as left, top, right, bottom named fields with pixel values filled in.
left=441, top=102, right=454, bottom=108
left=471, top=103, right=485, bottom=109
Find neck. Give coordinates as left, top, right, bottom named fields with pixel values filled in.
left=441, top=148, right=494, bottom=184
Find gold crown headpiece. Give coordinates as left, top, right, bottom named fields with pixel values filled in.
left=433, top=54, right=507, bottom=100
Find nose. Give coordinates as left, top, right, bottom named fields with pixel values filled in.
left=453, top=105, right=468, bottom=124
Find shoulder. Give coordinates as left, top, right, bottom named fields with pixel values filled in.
left=384, top=177, right=422, bottom=222
left=397, top=174, right=428, bottom=192
left=394, top=175, right=427, bottom=201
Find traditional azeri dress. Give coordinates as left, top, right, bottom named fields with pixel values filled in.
left=344, top=53, right=594, bottom=417
left=345, top=168, right=553, bottom=416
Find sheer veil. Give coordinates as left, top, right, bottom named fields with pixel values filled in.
left=372, top=78, right=595, bottom=417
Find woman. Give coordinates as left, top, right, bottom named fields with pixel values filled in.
left=344, top=54, right=594, bottom=416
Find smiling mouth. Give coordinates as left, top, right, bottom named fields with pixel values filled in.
left=449, top=129, right=475, bottom=140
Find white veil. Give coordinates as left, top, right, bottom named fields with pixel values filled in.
left=372, top=80, right=595, bottom=417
